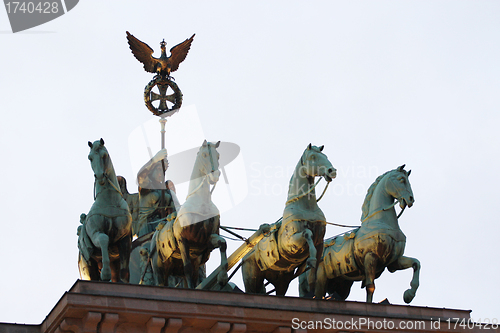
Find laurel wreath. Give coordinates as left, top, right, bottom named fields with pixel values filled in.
left=144, top=76, right=183, bottom=117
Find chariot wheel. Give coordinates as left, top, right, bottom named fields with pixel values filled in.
left=144, top=76, right=183, bottom=117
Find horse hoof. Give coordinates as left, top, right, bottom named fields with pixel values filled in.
left=217, top=271, right=228, bottom=286
left=101, top=268, right=112, bottom=282
left=306, top=258, right=317, bottom=269
left=403, top=289, right=415, bottom=303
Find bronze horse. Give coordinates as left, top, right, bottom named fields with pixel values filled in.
left=151, top=140, right=228, bottom=288
left=299, top=165, right=420, bottom=303
left=242, top=144, right=337, bottom=295
left=78, top=139, right=132, bottom=282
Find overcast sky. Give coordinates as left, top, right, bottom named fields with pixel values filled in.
left=1, top=1, right=499, bottom=325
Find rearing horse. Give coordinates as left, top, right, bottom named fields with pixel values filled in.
left=300, top=165, right=420, bottom=303
left=151, top=140, right=228, bottom=288
left=78, top=139, right=132, bottom=282
left=242, top=144, right=337, bottom=295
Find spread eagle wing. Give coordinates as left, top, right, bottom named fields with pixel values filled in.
left=169, top=34, right=195, bottom=73
left=126, top=31, right=158, bottom=73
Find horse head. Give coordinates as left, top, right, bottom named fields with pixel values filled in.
left=386, top=164, right=414, bottom=210
left=199, top=140, right=221, bottom=185
left=88, top=138, right=109, bottom=186
left=301, top=143, right=337, bottom=182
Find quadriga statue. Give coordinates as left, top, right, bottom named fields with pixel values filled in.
left=77, top=139, right=132, bottom=282
left=242, top=144, right=337, bottom=295
left=299, top=165, right=420, bottom=303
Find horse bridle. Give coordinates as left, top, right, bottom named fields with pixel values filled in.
left=205, top=143, right=218, bottom=194
left=92, top=148, right=122, bottom=200
left=361, top=172, right=408, bottom=223
left=186, top=144, right=219, bottom=198
left=285, top=151, right=331, bottom=206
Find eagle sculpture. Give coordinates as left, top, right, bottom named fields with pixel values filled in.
left=126, top=31, right=195, bottom=78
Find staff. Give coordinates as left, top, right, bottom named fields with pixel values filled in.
left=159, top=116, right=168, bottom=219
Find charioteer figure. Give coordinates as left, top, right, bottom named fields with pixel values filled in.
left=136, top=149, right=180, bottom=237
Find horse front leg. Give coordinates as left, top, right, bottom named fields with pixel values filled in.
left=209, top=234, right=228, bottom=287
left=302, top=228, right=321, bottom=294
left=388, top=256, right=421, bottom=303
left=363, top=252, right=378, bottom=303
left=303, top=228, right=317, bottom=269
left=94, top=232, right=111, bottom=281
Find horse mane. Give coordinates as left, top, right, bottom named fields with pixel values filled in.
left=95, top=143, right=120, bottom=192
left=360, top=169, right=393, bottom=222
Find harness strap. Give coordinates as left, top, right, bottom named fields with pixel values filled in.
left=316, top=181, right=330, bottom=202
left=361, top=200, right=401, bottom=223
left=185, top=176, right=208, bottom=199
left=93, top=174, right=123, bottom=200
left=105, top=174, right=123, bottom=195
left=325, top=221, right=360, bottom=228
left=285, top=178, right=322, bottom=205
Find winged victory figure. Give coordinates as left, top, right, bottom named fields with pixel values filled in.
left=126, top=31, right=195, bottom=78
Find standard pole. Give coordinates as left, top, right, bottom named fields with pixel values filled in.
left=159, top=116, right=167, bottom=149
left=159, top=116, right=168, bottom=219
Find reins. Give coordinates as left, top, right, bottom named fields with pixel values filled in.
left=185, top=176, right=211, bottom=199
left=285, top=149, right=332, bottom=206
left=93, top=173, right=123, bottom=200
left=361, top=175, right=408, bottom=223
left=285, top=177, right=329, bottom=206
left=324, top=200, right=405, bottom=229
left=361, top=199, right=406, bottom=223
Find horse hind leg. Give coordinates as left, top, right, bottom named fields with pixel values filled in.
left=312, top=261, right=328, bottom=299
left=298, top=270, right=311, bottom=297
left=330, top=278, right=354, bottom=301
left=388, top=256, right=421, bottom=303
left=110, top=260, right=120, bottom=282
left=363, top=252, right=379, bottom=303
left=150, top=250, right=163, bottom=286
left=242, top=252, right=265, bottom=294
left=209, top=234, right=228, bottom=286
left=117, top=235, right=131, bottom=283
left=274, top=271, right=294, bottom=296
left=178, top=239, right=196, bottom=288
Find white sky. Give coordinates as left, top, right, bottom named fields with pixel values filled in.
left=1, top=0, right=499, bottom=324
